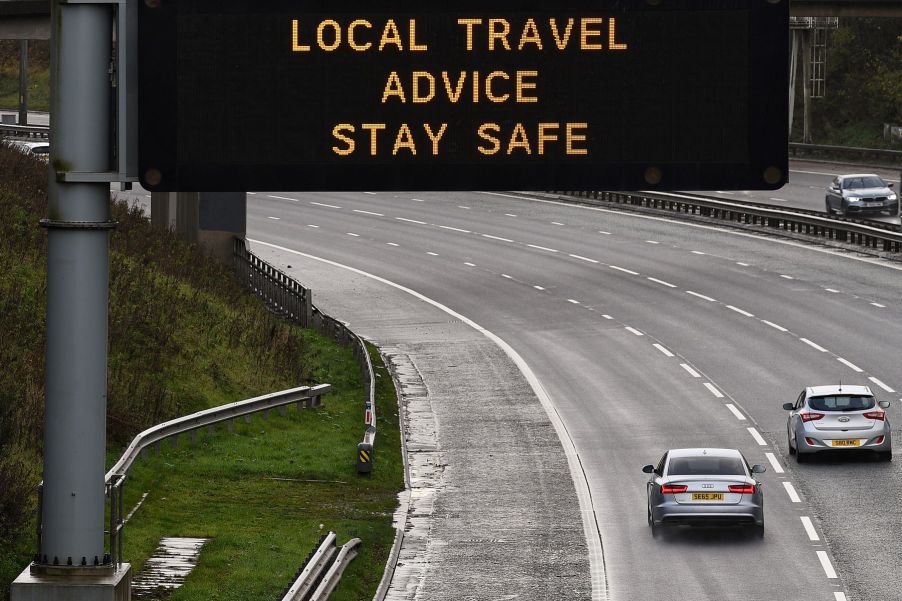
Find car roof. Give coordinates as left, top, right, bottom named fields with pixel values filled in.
left=807, top=385, right=872, bottom=396
left=667, top=448, right=743, bottom=459
left=838, top=174, right=882, bottom=180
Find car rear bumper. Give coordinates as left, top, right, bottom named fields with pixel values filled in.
left=652, top=498, right=763, bottom=526
left=797, top=430, right=891, bottom=454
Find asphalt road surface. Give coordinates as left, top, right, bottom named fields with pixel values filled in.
left=242, top=187, right=902, bottom=601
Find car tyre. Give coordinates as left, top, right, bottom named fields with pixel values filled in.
left=787, top=432, right=796, bottom=455
left=840, top=201, right=849, bottom=217
left=824, top=198, right=833, bottom=215
left=879, top=450, right=893, bottom=462
left=795, top=436, right=807, bottom=463
left=754, top=522, right=764, bottom=539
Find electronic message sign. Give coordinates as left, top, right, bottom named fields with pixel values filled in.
left=138, top=0, right=788, bottom=192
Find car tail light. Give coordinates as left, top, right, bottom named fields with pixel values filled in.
left=874, top=436, right=885, bottom=445
left=661, top=484, right=688, bottom=494
left=728, top=484, right=756, bottom=494
left=800, top=412, right=825, bottom=422
left=863, top=410, right=886, bottom=421
left=805, top=437, right=816, bottom=445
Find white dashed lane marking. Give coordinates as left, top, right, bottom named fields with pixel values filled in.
left=396, top=217, right=427, bottom=224
left=599, top=231, right=611, bottom=235
left=310, top=201, right=341, bottom=208
left=353, top=209, right=383, bottom=216
left=652, top=344, right=674, bottom=357
left=836, top=357, right=863, bottom=373
left=552, top=221, right=565, bottom=226
left=569, top=254, right=599, bottom=263
left=747, top=428, right=767, bottom=446
left=834, top=593, right=847, bottom=601
left=724, top=404, right=746, bottom=420
left=869, top=377, right=895, bottom=393
left=625, top=327, right=644, bottom=336
left=610, top=265, right=639, bottom=275
left=736, top=262, right=749, bottom=266
left=458, top=205, right=470, bottom=209
left=528, top=244, right=559, bottom=253
left=817, top=551, right=838, bottom=579
left=568, top=299, right=580, bottom=304
left=505, top=213, right=517, bottom=217
left=762, top=320, right=788, bottom=332
left=783, top=481, right=801, bottom=503
left=363, top=191, right=377, bottom=195
left=781, top=275, right=794, bottom=280
left=427, top=252, right=439, bottom=256
left=646, top=240, right=660, bottom=244
left=726, top=305, right=754, bottom=317
left=483, top=234, right=513, bottom=242
left=765, top=452, right=784, bottom=473
left=386, top=242, right=399, bottom=247
left=686, top=291, right=717, bottom=302
left=266, top=195, right=298, bottom=202
left=691, top=250, right=706, bottom=255
left=502, top=274, right=512, bottom=279
left=533, top=285, right=545, bottom=291
left=871, top=302, right=886, bottom=308
left=680, top=364, right=701, bottom=378
left=647, top=277, right=677, bottom=288
left=464, top=262, right=476, bottom=267
left=703, top=383, right=724, bottom=398
left=411, top=198, right=425, bottom=202
left=267, top=216, right=280, bottom=220
left=439, top=225, right=471, bottom=233
left=601, top=314, right=613, bottom=320
left=307, top=224, right=320, bottom=228
left=800, top=338, right=828, bottom=352
left=800, top=516, right=820, bottom=541
left=346, top=232, right=360, bottom=237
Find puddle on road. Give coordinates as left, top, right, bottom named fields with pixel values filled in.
left=132, top=537, right=209, bottom=599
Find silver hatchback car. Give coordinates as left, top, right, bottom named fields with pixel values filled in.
left=644, top=448, right=766, bottom=537
left=784, top=385, right=892, bottom=462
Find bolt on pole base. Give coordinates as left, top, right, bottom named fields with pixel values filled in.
left=10, top=563, right=131, bottom=601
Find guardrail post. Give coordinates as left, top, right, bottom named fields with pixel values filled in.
left=357, top=442, right=374, bottom=474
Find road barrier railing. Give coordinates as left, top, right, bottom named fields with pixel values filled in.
left=34, top=384, right=330, bottom=568
left=0, top=123, right=50, bottom=139
left=547, top=190, right=902, bottom=254
left=234, top=239, right=378, bottom=474
left=789, top=142, right=902, bottom=164
left=279, top=532, right=361, bottom=601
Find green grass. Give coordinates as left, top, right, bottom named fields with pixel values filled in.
left=0, top=68, right=49, bottom=112
left=117, top=343, right=403, bottom=601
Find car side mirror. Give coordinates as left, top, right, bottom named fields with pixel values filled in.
left=642, top=464, right=655, bottom=474
left=751, top=464, right=767, bottom=474
left=782, top=403, right=794, bottom=411
left=889, top=182, right=895, bottom=189
left=879, top=400, right=891, bottom=409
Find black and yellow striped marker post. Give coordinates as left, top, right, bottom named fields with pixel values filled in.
left=357, top=442, right=373, bottom=474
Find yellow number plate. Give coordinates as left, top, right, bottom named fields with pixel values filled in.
left=831, top=439, right=860, bottom=447
left=691, top=493, right=724, bottom=501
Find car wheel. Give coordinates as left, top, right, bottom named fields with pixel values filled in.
left=825, top=198, right=833, bottom=214
left=840, top=201, right=849, bottom=217
left=795, top=436, right=807, bottom=463
left=879, top=450, right=893, bottom=462
left=754, top=522, right=764, bottom=539
left=787, top=431, right=796, bottom=455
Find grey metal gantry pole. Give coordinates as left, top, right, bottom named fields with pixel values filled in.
left=40, top=0, right=114, bottom=568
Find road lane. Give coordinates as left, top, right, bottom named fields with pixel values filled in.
left=244, top=190, right=902, bottom=600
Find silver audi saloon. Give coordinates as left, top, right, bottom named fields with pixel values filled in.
left=644, top=448, right=765, bottom=537
left=784, top=385, right=892, bottom=462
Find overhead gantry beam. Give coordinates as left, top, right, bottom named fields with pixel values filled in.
left=791, top=0, right=902, bottom=17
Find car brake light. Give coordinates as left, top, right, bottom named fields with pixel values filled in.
left=874, top=436, right=885, bottom=444
left=661, top=484, right=688, bottom=494
left=728, top=484, right=756, bottom=494
left=800, top=412, right=825, bottom=422
left=863, top=410, right=886, bottom=421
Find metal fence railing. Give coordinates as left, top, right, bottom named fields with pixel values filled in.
left=0, top=123, right=50, bottom=139
left=546, top=190, right=902, bottom=255
left=789, top=142, right=902, bottom=164
left=233, top=239, right=378, bottom=474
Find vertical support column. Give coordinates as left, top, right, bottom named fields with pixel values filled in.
left=801, top=29, right=812, bottom=144
left=40, top=0, right=113, bottom=567
left=788, top=30, right=799, bottom=137
left=18, top=40, right=28, bottom=126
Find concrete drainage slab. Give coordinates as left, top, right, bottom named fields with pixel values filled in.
left=132, top=537, right=209, bottom=599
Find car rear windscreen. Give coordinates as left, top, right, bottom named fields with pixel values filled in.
left=667, top=456, right=746, bottom=476
left=808, top=395, right=875, bottom=411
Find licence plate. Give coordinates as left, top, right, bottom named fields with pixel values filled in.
left=691, top=493, right=724, bottom=501
left=831, top=439, right=860, bottom=447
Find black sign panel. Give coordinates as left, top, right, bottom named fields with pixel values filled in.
left=138, top=0, right=788, bottom=191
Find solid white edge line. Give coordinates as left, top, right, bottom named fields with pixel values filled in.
left=726, top=305, right=754, bottom=317
left=761, top=320, right=788, bottom=332
left=764, top=452, right=785, bottom=474
left=800, top=516, right=820, bottom=541
left=724, top=404, right=746, bottom=420
left=836, top=357, right=863, bottom=373
left=247, top=237, right=609, bottom=600
left=816, top=551, right=838, bottom=579
left=647, top=277, right=677, bottom=288
left=783, top=481, right=801, bottom=503
left=652, top=343, right=674, bottom=357
left=680, top=363, right=701, bottom=378
left=869, top=376, right=896, bottom=393
left=834, top=592, right=847, bottom=601
left=625, top=327, right=644, bottom=336
left=747, top=427, right=767, bottom=446
left=703, top=383, right=724, bottom=398
left=686, top=291, right=717, bottom=302
left=800, top=338, right=828, bottom=352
